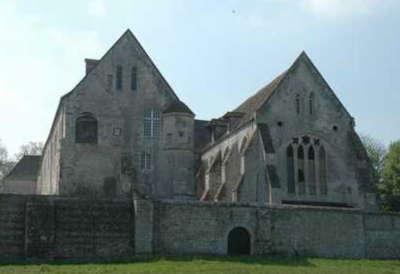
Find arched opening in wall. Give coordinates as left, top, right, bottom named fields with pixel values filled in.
left=308, top=146, right=316, bottom=195
left=287, top=145, right=295, bottom=194
left=75, top=113, right=98, bottom=144
left=297, top=145, right=305, bottom=194
left=227, top=227, right=251, bottom=256
left=319, top=146, right=327, bottom=195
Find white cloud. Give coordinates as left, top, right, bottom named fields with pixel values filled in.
left=302, top=0, right=382, bottom=18
left=88, top=0, right=107, bottom=17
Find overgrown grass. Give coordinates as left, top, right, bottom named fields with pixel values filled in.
left=0, top=256, right=399, bottom=274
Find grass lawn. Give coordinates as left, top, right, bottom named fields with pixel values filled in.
left=0, top=256, right=399, bottom=274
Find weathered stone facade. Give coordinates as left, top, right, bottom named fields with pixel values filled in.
left=2, top=29, right=396, bottom=260
left=31, top=29, right=376, bottom=211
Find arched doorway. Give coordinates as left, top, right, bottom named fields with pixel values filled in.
left=227, top=227, right=251, bottom=255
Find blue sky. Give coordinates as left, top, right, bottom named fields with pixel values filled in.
left=0, top=0, right=399, bottom=156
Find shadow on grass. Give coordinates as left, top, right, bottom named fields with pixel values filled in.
left=0, top=255, right=315, bottom=268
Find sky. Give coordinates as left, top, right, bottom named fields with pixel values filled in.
left=0, top=0, right=399, bottom=157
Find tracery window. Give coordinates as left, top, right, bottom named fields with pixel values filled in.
left=75, top=113, right=98, bottom=144
left=144, top=109, right=160, bottom=138
left=285, top=136, right=327, bottom=195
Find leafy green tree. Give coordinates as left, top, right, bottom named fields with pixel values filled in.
left=380, top=140, right=400, bottom=212
left=360, top=135, right=387, bottom=185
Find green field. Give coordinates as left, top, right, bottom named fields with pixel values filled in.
left=0, top=256, right=399, bottom=274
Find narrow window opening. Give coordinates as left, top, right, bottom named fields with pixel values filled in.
left=287, top=145, right=295, bottom=194
left=295, top=94, right=301, bottom=114
left=297, top=145, right=305, bottom=194
left=140, top=151, right=152, bottom=170
left=131, top=66, right=137, bottom=91
left=116, top=65, right=123, bottom=90
left=308, top=146, right=316, bottom=195
left=309, top=93, right=314, bottom=115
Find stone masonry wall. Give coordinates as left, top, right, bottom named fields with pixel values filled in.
left=1, top=194, right=400, bottom=260
left=0, top=194, right=134, bottom=260
left=154, top=200, right=400, bottom=258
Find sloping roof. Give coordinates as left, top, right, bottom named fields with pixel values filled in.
left=163, top=100, right=194, bottom=115
left=5, top=155, right=41, bottom=181
left=233, top=71, right=287, bottom=127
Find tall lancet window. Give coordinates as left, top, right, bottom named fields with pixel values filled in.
left=309, top=93, right=314, bottom=115
left=295, top=94, right=301, bottom=114
left=297, top=145, right=305, bottom=194
left=319, top=146, right=327, bottom=195
left=287, top=145, right=295, bottom=194
left=308, top=146, right=316, bottom=195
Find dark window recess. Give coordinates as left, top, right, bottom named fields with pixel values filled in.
left=267, top=165, right=280, bottom=188
left=116, top=65, right=123, bottom=90
left=131, top=66, right=137, bottom=90
left=277, top=121, right=283, bottom=127
left=309, top=93, right=314, bottom=115
left=286, top=145, right=295, bottom=193
left=295, top=94, right=300, bottom=114
left=103, top=177, right=117, bottom=198
left=333, top=125, right=338, bottom=131
left=179, top=131, right=184, bottom=137
left=75, top=113, right=98, bottom=144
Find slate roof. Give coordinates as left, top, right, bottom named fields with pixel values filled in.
left=5, top=155, right=41, bottom=181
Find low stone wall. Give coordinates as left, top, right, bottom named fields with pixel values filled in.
left=153, top=200, right=400, bottom=259
left=0, top=194, right=134, bottom=260
left=1, top=194, right=399, bottom=260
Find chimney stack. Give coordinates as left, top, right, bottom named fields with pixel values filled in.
left=85, top=58, right=100, bottom=75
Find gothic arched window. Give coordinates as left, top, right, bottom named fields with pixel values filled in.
left=309, top=93, right=314, bottom=115
left=319, top=146, right=327, bottom=195
left=297, top=145, right=305, bottom=194
left=144, top=109, right=160, bottom=138
left=75, top=113, right=98, bottom=144
left=308, top=146, right=316, bottom=195
left=287, top=145, right=295, bottom=194
left=295, top=94, right=301, bottom=114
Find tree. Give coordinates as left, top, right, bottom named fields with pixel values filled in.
left=360, top=135, right=387, bottom=185
left=14, top=141, right=44, bottom=161
left=0, top=139, right=14, bottom=183
left=380, top=140, right=400, bottom=212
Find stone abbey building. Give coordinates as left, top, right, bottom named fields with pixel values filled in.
left=2, top=30, right=399, bottom=259
left=26, top=29, right=375, bottom=210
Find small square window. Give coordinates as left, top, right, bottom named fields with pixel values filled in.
left=113, top=127, right=122, bottom=136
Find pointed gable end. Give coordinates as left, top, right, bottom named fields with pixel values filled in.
left=233, top=51, right=353, bottom=129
